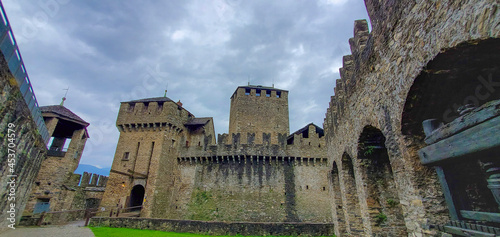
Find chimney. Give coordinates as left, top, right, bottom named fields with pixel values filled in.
left=177, top=100, right=183, bottom=107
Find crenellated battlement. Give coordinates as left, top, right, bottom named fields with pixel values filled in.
left=116, top=97, right=194, bottom=129
left=177, top=156, right=328, bottom=167
left=217, top=132, right=288, bottom=146
left=180, top=124, right=325, bottom=159
left=324, top=19, right=372, bottom=140
left=73, top=172, right=108, bottom=188
left=117, top=122, right=184, bottom=134
left=230, top=85, right=288, bottom=100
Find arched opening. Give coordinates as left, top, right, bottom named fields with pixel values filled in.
left=401, top=38, right=500, bottom=227
left=402, top=38, right=500, bottom=136
left=129, top=185, right=145, bottom=212
left=330, top=162, right=347, bottom=235
left=341, top=153, right=363, bottom=235
left=358, top=126, right=407, bottom=236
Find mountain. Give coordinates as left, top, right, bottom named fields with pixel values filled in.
left=74, top=164, right=110, bottom=176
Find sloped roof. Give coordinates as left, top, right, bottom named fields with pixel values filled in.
left=40, top=105, right=89, bottom=127
left=288, top=123, right=324, bottom=139
left=124, top=96, right=173, bottom=103
left=185, top=117, right=212, bottom=126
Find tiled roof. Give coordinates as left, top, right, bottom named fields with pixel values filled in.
left=40, top=105, right=89, bottom=126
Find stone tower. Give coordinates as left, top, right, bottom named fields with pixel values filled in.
left=100, top=96, right=216, bottom=217
left=229, top=85, right=289, bottom=144
left=25, top=105, right=89, bottom=214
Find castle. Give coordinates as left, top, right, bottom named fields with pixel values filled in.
left=100, top=85, right=332, bottom=223
left=1, top=0, right=498, bottom=236
left=100, top=1, right=500, bottom=236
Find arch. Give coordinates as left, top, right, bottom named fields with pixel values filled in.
left=329, top=161, right=347, bottom=235
left=358, top=125, right=407, bottom=236
left=341, top=152, right=364, bottom=235
left=402, top=38, right=500, bottom=136
left=129, top=184, right=145, bottom=211
left=400, top=38, right=500, bottom=224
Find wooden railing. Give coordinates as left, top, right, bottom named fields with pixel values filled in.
left=31, top=205, right=143, bottom=226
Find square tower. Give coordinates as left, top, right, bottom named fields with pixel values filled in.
left=229, top=85, right=289, bottom=144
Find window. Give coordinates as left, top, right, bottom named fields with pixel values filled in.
left=245, top=88, right=251, bottom=95
left=63, top=138, right=71, bottom=151
left=256, top=89, right=261, bottom=96
left=33, top=198, right=50, bottom=214
left=266, top=90, right=271, bottom=97
left=276, top=91, right=281, bottom=98
left=123, top=152, right=130, bottom=160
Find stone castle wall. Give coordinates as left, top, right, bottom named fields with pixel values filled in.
left=0, top=51, right=47, bottom=230
left=101, top=91, right=330, bottom=223
left=323, top=0, right=499, bottom=236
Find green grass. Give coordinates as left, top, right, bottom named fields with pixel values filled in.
left=89, top=227, right=335, bottom=237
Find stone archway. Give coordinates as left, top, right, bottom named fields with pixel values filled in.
left=341, top=152, right=363, bottom=235
left=358, top=125, right=407, bottom=236
left=129, top=184, right=145, bottom=211
left=401, top=38, right=500, bottom=223
left=329, top=161, right=347, bottom=235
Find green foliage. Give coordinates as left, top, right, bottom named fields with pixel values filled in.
left=375, top=212, right=387, bottom=226
left=187, top=189, right=216, bottom=221
left=363, top=145, right=376, bottom=156
left=386, top=199, right=398, bottom=208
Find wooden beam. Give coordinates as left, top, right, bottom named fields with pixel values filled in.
left=435, top=167, right=458, bottom=220
left=443, top=225, right=495, bottom=237
left=127, top=169, right=147, bottom=178
left=110, top=169, right=133, bottom=178
left=419, top=116, right=500, bottom=165
left=425, top=100, right=500, bottom=145
left=461, top=210, right=500, bottom=223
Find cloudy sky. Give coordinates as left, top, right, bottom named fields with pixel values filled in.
left=2, top=0, right=370, bottom=170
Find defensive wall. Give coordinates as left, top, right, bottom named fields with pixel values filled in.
left=0, top=2, right=48, bottom=230
left=101, top=91, right=332, bottom=224
left=323, top=0, right=499, bottom=236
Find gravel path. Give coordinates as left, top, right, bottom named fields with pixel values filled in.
left=0, top=221, right=95, bottom=237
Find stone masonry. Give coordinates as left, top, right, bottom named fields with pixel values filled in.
left=24, top=105, right=90, bottom=216
left=0, top=49, right=47, bottom=230
left=323, top=0, right=499, bottom=236
left=100, top=85, right=331, bottom=223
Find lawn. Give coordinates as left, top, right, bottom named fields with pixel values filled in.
left=89, top=227, right=335, bottom=237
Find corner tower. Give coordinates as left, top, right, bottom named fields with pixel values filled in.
left=229, top=85, right=289, bottom=144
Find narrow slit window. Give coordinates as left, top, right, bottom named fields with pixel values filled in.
left=123, top=152, right=130, bottom=160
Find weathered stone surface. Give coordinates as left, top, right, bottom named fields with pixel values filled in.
left=0, top=51, right=47, bottom=230
left=324, top=0, right=499, bottom=236
left=101, top=86, right=330, bottom=223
